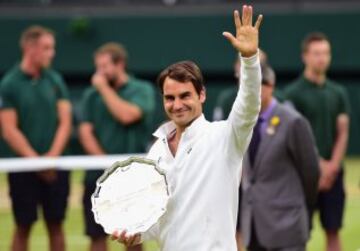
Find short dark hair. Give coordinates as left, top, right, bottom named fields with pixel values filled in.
left=157, top=61, right=205, bottom=95
left=20, top=25, right=54, bottom=49
left=301, top=32, right=330, bottom=53
left=94, top=42, right=128, bottom=64
left=260, top=62, right=276, bottom=86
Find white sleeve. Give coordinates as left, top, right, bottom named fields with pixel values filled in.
left=227, top=51, right=261, bottom=156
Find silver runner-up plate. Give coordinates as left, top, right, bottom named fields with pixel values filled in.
left=91, top=157, right=169, bottom=235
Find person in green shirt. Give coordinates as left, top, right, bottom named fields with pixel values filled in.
left=78, top=42, right=155, bottom=251
left=283, top=32, right=350, bottom=251
left=0, top=26, right=72, bottom=251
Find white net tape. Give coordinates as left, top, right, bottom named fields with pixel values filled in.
left=0, top=154, right=146, bottom=172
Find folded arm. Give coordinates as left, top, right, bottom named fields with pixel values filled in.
left=0, top=108, right=38, bottom=157
left=92, top=73, right=143, bottom=125
left=45, top=100, right=72, bottom=156
left=79, top=122, right=106, bottom=155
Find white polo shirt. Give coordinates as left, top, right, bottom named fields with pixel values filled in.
left=144, top=53, right=261, bottom=251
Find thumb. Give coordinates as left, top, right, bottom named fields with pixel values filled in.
left=222, top=32, right=238, bottom=47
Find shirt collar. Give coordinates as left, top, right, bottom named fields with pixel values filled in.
left=260, top=98, right=277, bottom=122
left=153, top=114, right=207, bottom=140
left=17, top=64, right=45, bottom=80
left=302, top=74, right=327, bottom=88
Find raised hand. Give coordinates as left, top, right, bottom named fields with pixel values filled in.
left=92, top=72, right=109, bottom=91
left=223, top=5, right=263, bottom=58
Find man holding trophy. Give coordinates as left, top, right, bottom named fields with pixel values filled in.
left=105, top=5, right=263, bottom=251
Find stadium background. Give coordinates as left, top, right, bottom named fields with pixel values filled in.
left=0, top=0, right=359, bottom=250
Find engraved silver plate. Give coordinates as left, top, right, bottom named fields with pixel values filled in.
left=91, top=157, right=169, bottom=235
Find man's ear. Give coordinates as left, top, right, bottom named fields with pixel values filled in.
left=301, top=52, right=307, bottom=65
left=199, top=89, right=206, bottom=104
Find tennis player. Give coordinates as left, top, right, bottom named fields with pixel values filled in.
left=113, top=5, right=263, bottom=251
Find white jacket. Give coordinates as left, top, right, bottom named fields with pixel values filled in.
left=144, top=53, right=261, bottom=251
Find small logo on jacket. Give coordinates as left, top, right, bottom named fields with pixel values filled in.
left=187, top=147, right=192, bottom=154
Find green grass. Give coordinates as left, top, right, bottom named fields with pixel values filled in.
left=0, top=208, right=159, bottom=251
left=1, top=158, right=359, bottom=251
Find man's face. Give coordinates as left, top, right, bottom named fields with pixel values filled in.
left=163, top=77, right=206, bottom=129
left=95, top=53, right=123, bottom=84
left=302, top=40, right=331, bottom=75
left=28, top=34, right=55, bottom=69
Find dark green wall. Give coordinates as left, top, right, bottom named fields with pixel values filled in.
left=0, top=12, right=360, bottom=74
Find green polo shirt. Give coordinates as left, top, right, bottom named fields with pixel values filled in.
left=80, top=77, right=155, bottom=182
left=0, top=65, right=70, bottom=157
left=283, top=75, right=350, bottom=159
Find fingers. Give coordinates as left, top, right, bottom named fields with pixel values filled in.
left=248, top=6, right=253, bottom=27
left=236, top=5, right=262, bottom=29
left=110, top=229, right=120, bottom=241
left=111, top=229, right=140, bottom=247
left=111, top=229, right=126, bottom=243
left=128, top=233, right=141, bottom=246
left=319, top=179, right=331, bottom=191
left=318, top=170, right=335, bottom=191
left=234, top=10, right=242, bottom=34
left=222, top=32, right=237, bottom=47
left=37, top=170, right=57, bottom=184
left=123, top=233, right=139, bottom=246
left=241, top=5, right=246, bottom=25
left=119, top=230, right=127, bottom=243
left=255, top=14, right=263, bottom=30
left=241, top=5, right=251, bottom=26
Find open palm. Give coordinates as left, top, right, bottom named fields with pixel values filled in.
left=223, top=5, right=263, bottom=58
